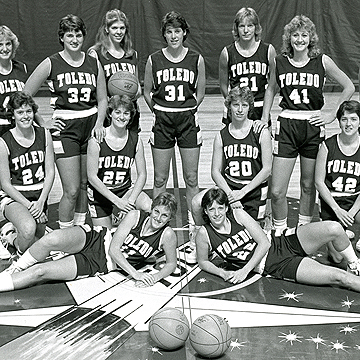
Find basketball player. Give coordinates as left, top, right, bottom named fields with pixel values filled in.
left=260, top=15, right=354, bottom=232
left=219, top=7, right=276, bottom=128
left=0, top=192, right=178, bottom=291
left=143, top=11, right=206, bottom=235
left=0, top=92, right=54, bottom=253
left=315, top=100, right=360, bottom=260
left=23, top=14, right=107, bottom=229
left=0, top=26, right=28, bottom=136
left=88, top=9, right=141, bottom=131
left=196, top=188, right=360, bottom=291
left=87, top=95, right=151, bottom=228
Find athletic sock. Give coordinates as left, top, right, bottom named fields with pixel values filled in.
left=59, top=219, right=74, bottom=229
left=73, top=212, right=87, bottom=226
left=298, top=214, right=313, bottom=226
left=339, top=244, right=358, bottom=264
left=273, top=218, right=287, bottom=233
left=13, top=249, right=38, bottom=271
left=0, top=273, right=14, bottom=291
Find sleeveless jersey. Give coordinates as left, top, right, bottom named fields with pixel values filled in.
left=323, top=134, right=360, bottom=198
left=149, top=48, right=200, bottom=110
left=204, top=212, right=258, bottom=266
left=0, top=60, right=27, bottom=117
left=1, top=126, right=46, bottom=192
left=225, top=41, right=270, bottom=103
left=47, top=52, right=98, bottom=111
left=88, top=130, right=137, bottom=193
left=120, top=210, right=168, bottom=265
left=220, top=123, right=265, bottom=190
left=94, top=49, right=137, bottom=84
left=276, top=54, right=325, bottom=110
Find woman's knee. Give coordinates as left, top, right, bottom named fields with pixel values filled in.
left=183, top=171, right=198, bottom=188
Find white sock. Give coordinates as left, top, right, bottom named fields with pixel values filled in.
left=0, top=273, right=14, bottom=291
left=339, top=244, right=358, bottom=264
left=59, top=219, right=74, bottom=229
left=14, top=249, right=38, bottom=271
left=73, top=212, right=86, bottom=226
left=273, top=218, right=287, bottom=232
left=298, top=214, right=312, bottom=226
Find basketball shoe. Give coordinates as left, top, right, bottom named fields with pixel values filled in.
left=0, top=222, right=16, bottom=259
left=347, top=259, right=360, bottom=276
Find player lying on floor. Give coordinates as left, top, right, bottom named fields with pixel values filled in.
left=196, top=187, right=360, bottom=291
left=0, top=192, right=178, bottom=292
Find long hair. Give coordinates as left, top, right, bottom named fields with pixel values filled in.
left=161, top=11, right=190, bottom=42
left=0, top=25, right=19, bottom=60
left=281, top=15, right=320, bottom=58
left=201, top=188, right=230, bottom=224
left=89, top=9, right=134, bottom=59
left=58, top=14, right=86, bottom=46
left=232, top=7, right=262, bottom=42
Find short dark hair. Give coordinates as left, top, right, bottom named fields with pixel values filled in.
left=58, top=14, right=86, bottom=46
left=7, top=92, right=38, bottom=125
left=336, top=100, right=360, bottom=121
left=161, top=11, right=189, bottom=41
left=107, top=95, right=136, bottom=129
left=201, top=188, right=230, bottom=224
left=152, top=192, right=178, bottom=219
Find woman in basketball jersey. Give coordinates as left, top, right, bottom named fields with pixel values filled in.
left=87, top=95, right=151, bottom=229
left=143, top=11, right=206, bottom=219
left=0, top=193, right=178, bottom=291
left=261, top=15, right=354, bottom=232
left=0, top=92, right=54, bottom=253
left=219, top=7, right=276, bottom=126
left=88, top=9, right=141, bottom=132
left=23, top=14, right=107, bottom=230
left=0, top=26, right=28, bottom=136
left=196, top=188, right=360, bottom=291
left=316, top=100, right=360, bottom=259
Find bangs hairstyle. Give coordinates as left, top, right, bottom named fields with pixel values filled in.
left=0, top=25, right=19, bottom=59
left=107, top=94, right=136, bottom=129
left=58, top=14, right=86, bottom=46
left=224, top=86, right=254, bottom=116
left=201, top=188, right=230, bottom=224
left=90, top=9, right=134, bottom=59
left=232, top=7, right=262, bottom=41
left=161, top=11, right=189, bottom=41
left=281, top=15, right=320, bottom=58
left=152, top=192, right=178, bottom=219
left=7, top=91, right=38, bottom=125
left=336, top=100, right=360, bottom=121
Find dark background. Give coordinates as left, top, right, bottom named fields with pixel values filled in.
left=1, top=0, right=359, bottom=90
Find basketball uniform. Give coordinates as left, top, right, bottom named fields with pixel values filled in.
left=88, top=129, right=138, bottom=219
left=94, top=49, right=140, bottom=131
left=148, top=48, right=202, bottom=148
left=223, top=41, right=270, bottom=121
left=47, top=52, right=99, bottom=158
left=220, top=123, right=267, bottom=220
left=0, top=60, right=28, bottom=136
left=274, top=54, right=325, bottom=158
left=319, top=134, right=360, bottom=221
left=0, top=126, right=47, bottom=215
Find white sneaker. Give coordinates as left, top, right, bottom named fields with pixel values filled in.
left=0, top=241, right=11, bottom=260
left=346, top=229, right=355, bottom=239
left=356, top=239, right=360, bottom=252
left=3, top=261, right=21, bottom=274
left=0, top=222, right=17, bottom=247
left=186, top=247, right=197, bottom=264
left=347, top=259, right=360, bottom=276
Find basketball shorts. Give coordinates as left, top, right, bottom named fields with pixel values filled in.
left=88, top=186, right=130, bottom=219
left=274, top=115, right=323, bottom=159
left=74, top=225, right=117, bottom=277
left=319, top=195, right=359, bottom=223
left=150, top=109, right=202, bottom=149
left=263, top=228, right=307, bottom=281
left=51, top=113, right=97, bottom=159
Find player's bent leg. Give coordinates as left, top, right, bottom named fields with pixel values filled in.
left=92, top=216, right=113, bottom=229
left=133, top=191, right=152, bottom=212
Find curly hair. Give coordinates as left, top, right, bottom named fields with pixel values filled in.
left=0, top=25, right=20, bottom=60
left=58, top=14, right=86, bottom=46
left=7, top=91, right=38, bottom=125
left=281, top=15, right=320, bottom=58
left=224, top=86, right=254, bottom=118
left=89, top=9, right=134, bottom=59
left=232, top=7, right=262, bottom=42
left=161, top=11, right=190, bottom=42
left=152, top=192, right=178, bottom=219
left=107, top=94, right=136, bottom=129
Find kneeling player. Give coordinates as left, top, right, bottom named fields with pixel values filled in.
left=196, top=188, right=360, bottom=291
left=0, top=192, right=178, bottom=291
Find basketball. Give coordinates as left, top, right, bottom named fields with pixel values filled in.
left=107, top=71, right=139, bottom=98
left=148, top=307, right=190, bottom=350
left=189, top=314, right=231, bottom=358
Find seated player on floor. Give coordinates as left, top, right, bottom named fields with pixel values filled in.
left=0, top=192, right=178, bottom=291
left=196, top=187, right=360, bottom=291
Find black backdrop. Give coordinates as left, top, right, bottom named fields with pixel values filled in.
left=1, top=0, right=359, bottom=88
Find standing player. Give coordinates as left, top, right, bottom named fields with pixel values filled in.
left=196, top=188, right=360, bottom=290
left=143, top=11, right=206, bottom=226
left=0, top=92, right=54, bottom=253
left=219, top=7, right=276, bottom=127
left=315, top=100, right=360, bottom=261
left=0, top=25, right=28, bottom=136
left=24, top=14, right=107, bottom=229
left=260, top=15, right=354, bottom=232
left=87, top=95, right=151, bottom=229
left=88, top=9, right=141, bottom=131
left=0, top=192, right=178, bottom=291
